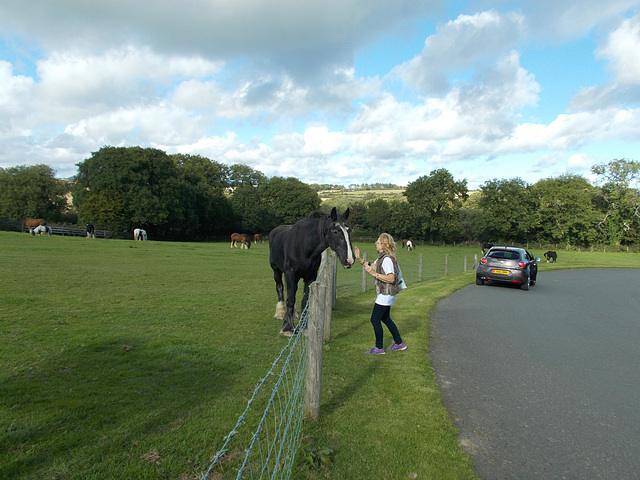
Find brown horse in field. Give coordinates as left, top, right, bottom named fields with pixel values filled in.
left=22, top=218, right=47, bottom=233
left=402, top=239, right=414, bottom=251
left=230, top=233, right=252, bottom=249
left=253, top=233, right=263, bottom=244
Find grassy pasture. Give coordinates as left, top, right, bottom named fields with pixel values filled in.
left=2, top=232, right=639, bottom=479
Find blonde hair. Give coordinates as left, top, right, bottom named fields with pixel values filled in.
left=377, top=233, right=396, bottom=256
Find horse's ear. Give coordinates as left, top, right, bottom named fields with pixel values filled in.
left=343, top=208, right=350, bottom=220
left=330, top=207, right=338, bottom=220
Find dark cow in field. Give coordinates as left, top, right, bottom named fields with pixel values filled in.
left=543, top=251, right=558, bottom=263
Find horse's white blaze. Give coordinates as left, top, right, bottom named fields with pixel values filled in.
left=339, top=224, right=355, bottom=265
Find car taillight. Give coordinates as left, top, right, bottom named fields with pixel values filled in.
left=481, top=258, right=487, bottom=264
left=518, top=261, right=525, bottom=268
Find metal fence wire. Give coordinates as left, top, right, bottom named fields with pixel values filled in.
left=201, top=301, right=310, bottom=480
left=202, top=259, right=335, bottom=480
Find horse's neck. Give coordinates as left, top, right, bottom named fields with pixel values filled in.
left=302, top=217, right=328, bottom=257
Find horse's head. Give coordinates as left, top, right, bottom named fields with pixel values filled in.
left=326, top=207, right=355, bottom=269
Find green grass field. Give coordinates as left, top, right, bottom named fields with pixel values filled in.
left=2, top=232, right=639, bottom=479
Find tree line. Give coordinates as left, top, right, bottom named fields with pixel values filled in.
left=1, top=146, right=639, bottom=247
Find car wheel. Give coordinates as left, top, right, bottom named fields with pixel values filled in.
left=521, top=281, right=529, bottom=291
left=476, top=276, right=483, bottom=285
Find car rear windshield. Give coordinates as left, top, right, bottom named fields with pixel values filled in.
left=488, top=250, right=520, bottom=260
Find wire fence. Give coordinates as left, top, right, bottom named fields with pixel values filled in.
left=201, top=256, right=336, bottom=480
left=201, top=309, right=309, bottom=480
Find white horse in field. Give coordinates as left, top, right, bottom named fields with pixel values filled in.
left=31, top=225, right=51, bottom=236
left=134, top=228, right=147, bottom=241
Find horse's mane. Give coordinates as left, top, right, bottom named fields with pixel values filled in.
left=306, top=211, right=326, bottom=220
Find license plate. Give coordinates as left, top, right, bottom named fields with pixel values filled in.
left=492, top=269, right=510, bottom=275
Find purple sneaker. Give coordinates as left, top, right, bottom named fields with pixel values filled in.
left=364, top=347, right=385, bottom=355
left=386, top=343, right=407, bottom=351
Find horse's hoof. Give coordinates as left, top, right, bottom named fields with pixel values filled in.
left=279, top=329, right=293, bottom=337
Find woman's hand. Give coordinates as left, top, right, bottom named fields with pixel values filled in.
left=354, top=245, right=361, bottom=259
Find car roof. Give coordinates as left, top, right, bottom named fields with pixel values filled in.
left=486, top=246, right=527, bottom=255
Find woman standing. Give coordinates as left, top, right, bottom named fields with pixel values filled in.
left=354, top=233, right=407, bottom=355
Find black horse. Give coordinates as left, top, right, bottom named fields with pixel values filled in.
left=269, top=208, right=355, bottom=336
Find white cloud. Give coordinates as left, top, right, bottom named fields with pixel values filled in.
left=1, top=1, right=639, bottom=187
left=35, top=46, right=221, bottom=113
left=523, top=0, right=639, bottom=41
left=567, top=152, right=594, bottom=172
left=395, top=10, right=524, bottom=94
left=596, top=15, right=640, bottom=85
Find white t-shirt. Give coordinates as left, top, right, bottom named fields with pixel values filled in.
left=375, top=256, right=396, bottom=306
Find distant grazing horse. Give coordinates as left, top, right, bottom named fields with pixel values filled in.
left=32, top=225, right=51, bottom=236
left=253, top=233, right=263, bottom=244
left=269, top=208, right=354, bottom=337
left=134, top=228, right=147, bottom=241
left=543, top=251, right=558, bottom=263
left=86, top=223, right=95, bottom=238
left=230, top=233, right=252, bottom=249
left=22, top=218, right=46, bottom=233
left=402, top=239, right=414, bottom=251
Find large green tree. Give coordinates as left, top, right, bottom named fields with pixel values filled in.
left=361, top=198, right=391, bottom=236
left=591, top=158, right=640, bottom=245
left=73, top=147, right=199, bottom=238
left=228, top=164, right=267, bottom=187
left=403, top=169, right=468, bottom=242
left=171, top=153, right=234, bottom=237
left=478, top=178, right=537, bottom=243
left=259, top=177, right=321, bottom=226
left=531, top=174, right=599, bottom=246
left=0, top=164, right=69, bottom=222
left=230, top=184, right=267, bottom=234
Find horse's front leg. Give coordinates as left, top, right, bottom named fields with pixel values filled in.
left=280, top=271, right=297, bottom=335
left=301, top=280, right=312, bottom=318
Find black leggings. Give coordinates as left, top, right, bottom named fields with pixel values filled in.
left=370, top=303, right=403, bottom=349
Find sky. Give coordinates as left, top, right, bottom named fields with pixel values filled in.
left=1, top=0, right=640, bottom=190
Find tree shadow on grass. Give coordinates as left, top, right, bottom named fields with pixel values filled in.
left=0, top=335, right=241, bottom=479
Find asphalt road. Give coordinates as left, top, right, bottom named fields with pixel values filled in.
left=429, top=268, right=640, bottom=479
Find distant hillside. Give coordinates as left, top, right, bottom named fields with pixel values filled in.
left=318, top=188, right=405, bottom=208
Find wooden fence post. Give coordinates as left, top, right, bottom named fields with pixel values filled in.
left=304, top=281, right=326, bottom=420
left=418, top=254, right=423, bottom=282
left=331, top=251, right=337, bottom=309
left=321, top=251, right=334, bottom=342
left=445, top=254, right=449, bottom=276
left=464, top=255, right=468, bottom=271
